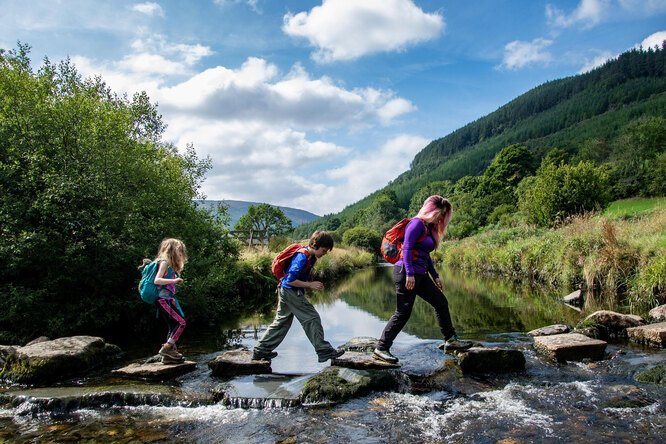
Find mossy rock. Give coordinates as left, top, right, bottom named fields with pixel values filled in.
left=635, top=364, right=666, bottom=386
left=300, top=366, right=398, bottom=406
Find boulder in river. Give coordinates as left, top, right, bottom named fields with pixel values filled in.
left=456, top=347, right=526, bottom=374
left=627, top=322, right=666, bottom=348
left=533, top=333, right=607, bottom=362
left=579, top=310, right=645, bottom=340
left=2, top=336, right=121, bottom=385
left=561, top=289, right=583, bottom=306
left=300, top=366, right=398, bottom=406
left=112, top=358, right=197, bottom=380
left=208, top=350, right=272, bottom=377
left=648, top=305, right=666, bottom=323
left=528, top=324, right=573, bottom=337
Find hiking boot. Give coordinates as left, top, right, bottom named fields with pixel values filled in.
left=443, top=335, right=473, bottom=351
left=372, top=348, right=399, bottom=363
left=252, top=351, right=278, bottom=361
left=161, top=354, right=185, bottom=365
left=159, top=342, right=183, bottom=361
left=318, top=348, right=345, bottom=363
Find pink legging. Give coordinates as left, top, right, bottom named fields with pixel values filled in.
left=157, top=297, right=186, bottom=342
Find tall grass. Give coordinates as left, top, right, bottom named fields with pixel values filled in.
left=239, top=245, right=375, bottom=283
left=438, top=206, right=666, bottom=316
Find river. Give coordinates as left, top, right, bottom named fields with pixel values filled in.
left=1, top=266, right=664, bottom=443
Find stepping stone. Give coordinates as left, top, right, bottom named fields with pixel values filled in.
left=456, top=347, right=526, bottom=374
left=112, top=360, right=196, bottom=380
left=208, top=350, right=272, bottom=377
left=338, top=337, right=379, bottom=353
left=649, top=305, right=666, bottom=323
left=528, top=324, right=573, bottom=337
left=533, top=333, right=607, bottom=362
left=332, top=351, right=400, bottom=369
left=627, top=322, right=666, bottom=348
left=584, top=310, right=645, bottom=329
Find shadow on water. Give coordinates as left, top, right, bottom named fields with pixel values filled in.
left=1, top=265, right=665, bottom=443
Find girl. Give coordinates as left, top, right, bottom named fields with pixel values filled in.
left=152, top=238, right=188, bottom=363
left=373, top=195, right=471, bottom=364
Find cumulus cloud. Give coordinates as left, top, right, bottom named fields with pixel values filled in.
left=283, top=0, right=444, bottom=62
left=639, top=30, right=666, bottom=50
left=497, top=38, right=553, bottom=70
left=131, top=2, right=165, bottom=17
left=546, top=0, right=609, bottom=29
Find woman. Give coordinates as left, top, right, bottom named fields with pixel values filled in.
left=373, top=195, right=471, bottom=364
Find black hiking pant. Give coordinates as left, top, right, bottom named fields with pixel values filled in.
left=377, top=265, right=456, bottom=351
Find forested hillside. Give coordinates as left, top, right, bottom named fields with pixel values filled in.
left=294, top=44, right=666, bottom=240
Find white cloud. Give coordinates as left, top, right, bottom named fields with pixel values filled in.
left=131, top=2, right=165, bottom=17
left=321, top=134, right=429, bottom=211
left=546, top=0, right=609, bottom=29
left=214, top=0, right=261, bottom=13
left=639, top=30, right=666, bottom=50
left=498, top=38, right=553, bottom=70
left=283, top=0, right=444, bottom=62
left=578, top=50, right=615, bottom=73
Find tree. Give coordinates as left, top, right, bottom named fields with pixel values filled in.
left=234, top=203, right=293, bottom=239
left=0, top=44, right=253, bottom=343
left=408, top=180, right=455, bottom=215
left=475, top=144, right=535, bottom=197
left=518, top=161, right=610, bottom=226
left=358, top=190, right=404, bottom=234
left=342, top=227, right=382, bottom=255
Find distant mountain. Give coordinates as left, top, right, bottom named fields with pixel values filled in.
left=195, top=200, right=320, bottom=228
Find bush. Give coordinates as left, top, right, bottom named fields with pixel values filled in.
left=342, top=227, right=382, bottom=255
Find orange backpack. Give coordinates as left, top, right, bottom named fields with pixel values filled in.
left=380, top=218, right=427, bottom=264
left=271, top=244, right=312, bottom=280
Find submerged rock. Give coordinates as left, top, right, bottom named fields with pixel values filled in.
left=300, top=366, right=398, bottom=406
left=528, top=324, right=573, bottom=337
left=112, top=360, right=197, bottom=380
left=456, top=347, right=526, bottom=374
left=208, top=350, right=272, bottom=377
left=627, top=322, right=666, bottom=348
left=2, top=336, right=121, bottom=385
left=635, top=363, right=666, bottom=386
left=533, top=333, right=607, bottom=362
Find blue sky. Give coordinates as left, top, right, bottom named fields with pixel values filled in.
left=2, top=0, right=665, bottom=215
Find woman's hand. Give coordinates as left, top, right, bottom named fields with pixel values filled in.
left=405, top=276, right=415, bottom=290
left=175, top=277, right=183, bottom=284
left=434, top=277, right=443, bottom=291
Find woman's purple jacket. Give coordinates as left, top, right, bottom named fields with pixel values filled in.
left=395, top=217, right=439, bottom=278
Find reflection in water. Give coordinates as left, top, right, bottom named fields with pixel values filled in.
left=334, top=266, right=583, bottom=343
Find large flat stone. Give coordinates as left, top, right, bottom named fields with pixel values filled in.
left=332, top=351, right=400, bottom=369
left=627, top=322, right=666, bottom=348
left=533, top=333, right=607, bottom=362
left=457, top=347, right=526, bottom=374
left=208, top=350, right=272, bottom=377
left=112, top=361, right=197, bottom=380
left=528, top=324, right=572, bottom=337
left=3, top=336, right=121, bottom=384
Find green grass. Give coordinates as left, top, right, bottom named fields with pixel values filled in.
left=603, top=197, right=666, bottom=218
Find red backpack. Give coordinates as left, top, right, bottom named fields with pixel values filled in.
left=380, top=218, right=427, bottom=264
left=271, top=244, right=312, bottom=280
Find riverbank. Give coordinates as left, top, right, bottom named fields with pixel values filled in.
left=239, top=244, right=376, bottom=282
left=436, top=204, right=665, bottom=317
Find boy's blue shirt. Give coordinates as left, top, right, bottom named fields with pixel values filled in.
left=281, top=251, right=316, bottom=289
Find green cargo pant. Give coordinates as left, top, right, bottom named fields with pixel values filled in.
left=253, top=286, right=334, bottom=359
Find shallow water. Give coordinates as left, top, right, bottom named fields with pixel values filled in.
left=1, top=266, right=664, bottom=443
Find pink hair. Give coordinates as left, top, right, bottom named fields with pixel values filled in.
left=415, top=195, right=452, bottom=246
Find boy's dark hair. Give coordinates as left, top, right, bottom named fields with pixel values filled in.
left=309, top=230, right=334, bottom=250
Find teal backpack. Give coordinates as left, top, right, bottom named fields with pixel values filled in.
left=138, top=259, right=166, bottom=304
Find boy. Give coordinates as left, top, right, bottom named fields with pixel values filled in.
left=252, top=231, right=345, bottom=362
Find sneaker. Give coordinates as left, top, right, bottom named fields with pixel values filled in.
left=443, top=335, right=473, bottom=351
left=318, top=348, right=345, bottom=363
left=372, top=348, right=399, bottom=363
left=252, top=351, right=278, bottom=361
left=159, top=342, right=183, bottom=360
